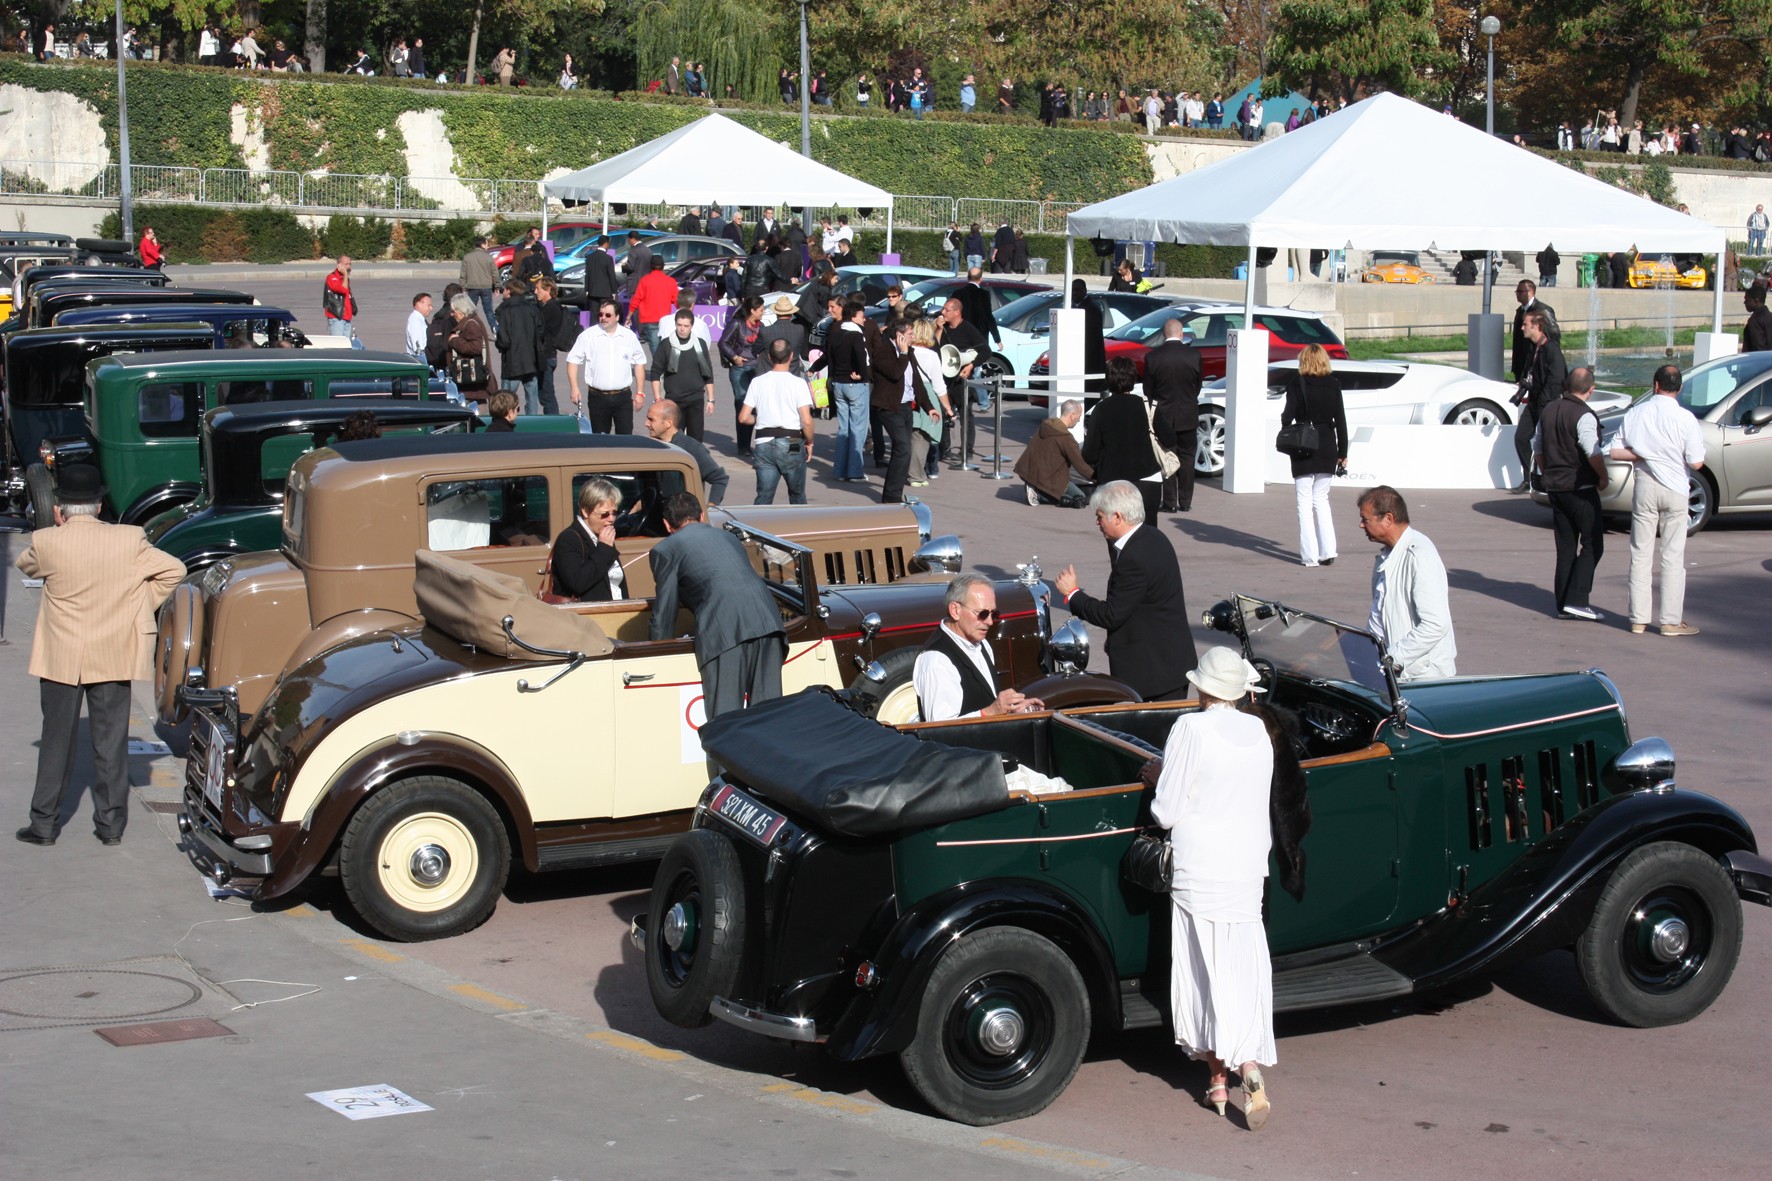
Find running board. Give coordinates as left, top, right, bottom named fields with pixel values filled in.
left=535, top=833, right=678, bottom=870
left=1273, top=953, right=1414, bottom=1012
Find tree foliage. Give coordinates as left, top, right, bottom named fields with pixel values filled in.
left=632, top=0, right=788, bottom=101
left=1268, top=0, right=1455, bottom=101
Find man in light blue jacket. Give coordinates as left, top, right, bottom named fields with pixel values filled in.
left=1358, top=485, right=1457, bottom=682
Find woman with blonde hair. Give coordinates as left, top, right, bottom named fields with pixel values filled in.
left=1279, top=343, right=1348, bottom=566
left=906, top=318, right=953, bottom=487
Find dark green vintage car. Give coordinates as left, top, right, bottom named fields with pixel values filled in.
left=37, top=350, right=437, bottom=525
left=638, top=594, right=1772, bottom=1126
left=143, top=399, right=584, bottom=571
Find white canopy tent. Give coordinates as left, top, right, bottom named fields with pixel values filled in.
left=540, top=113, right=896, bottom=249
left=1064, top=92, right=1729, bottom=331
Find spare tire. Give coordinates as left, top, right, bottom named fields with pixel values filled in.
left=645, top=829, right=748, bottom=1028
left=849, top=647, right=921, bottom=725
left=25, top=464, right=56, bottom=529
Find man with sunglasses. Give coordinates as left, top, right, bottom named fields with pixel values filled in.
left=913, top=574, right=1045, bottom=721
left=566, top=298, right=647, bottom=433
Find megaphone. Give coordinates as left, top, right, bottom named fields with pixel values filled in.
left=940, top=344, right=980, bottom=378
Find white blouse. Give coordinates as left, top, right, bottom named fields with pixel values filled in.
left=1150, top=707, right=1274, bottom=883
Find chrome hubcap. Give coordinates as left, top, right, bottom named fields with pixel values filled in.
left=663, top=901, right=693, bottom=952
left=1648, top=915, right=1691, bottom=962
left=408, top=844, right=451, bottom=885
left=976, top=1007, right=1026, bottom=1056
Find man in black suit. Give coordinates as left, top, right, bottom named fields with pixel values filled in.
left=648, top=492, right=786, bottom=719
left=1513, top=309, right=1567, bottom=492
left=1141, top=318, right=1202, bottom=512
left=582, top=241, right=619, bottom=306
left=550, top=477, right=628, bottom=601
left=956, top=267, right=1000, bottom=347
left=1510, top=279, right=1557, bottom=383
left=1743, top=284, right=1772, bottom=352
left=1053, top=479, right=1196, bottom=701
left=991, top=221, right=1015, bottom=273
left=621, top=232, right=653, bottom=298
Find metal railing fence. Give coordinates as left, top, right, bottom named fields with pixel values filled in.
left=0, top=159, right=1098, bottom=230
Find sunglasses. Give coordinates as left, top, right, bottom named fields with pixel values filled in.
left=590, top=508, right=618, bottom=519
left=966, top=607, right=998, bottom=622
left=598, top=312, right=618, bottom=320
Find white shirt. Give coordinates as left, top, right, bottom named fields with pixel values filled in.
left=913, top=623, right=998, bottom=721
left=1617, top=392, right=1705, bottom=493
left=744, top=369, right=814, bottom=431
left=821, top=227, right=844, bottom=253
left=1369, top=526, right=1457, bottom=682
left=405, top=309, right=429, bottom=357
left=1150, top=707, right=1273, bottom=883
left=568, top=325, right=647, bottom=390
left=199, top=29, right=218, bottom=55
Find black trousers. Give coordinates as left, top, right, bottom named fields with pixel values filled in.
left=1548, top=487, right=1605, bottom=610
left=1163, top=431, right=1197, bottom=509
left=1513, top=405, right=1539, bottom=486
left=875, top=405, right=913, bottom=502
left=28, top=679, right=132, bottom=840
left=669, top=395, right=707, bottom=442
left=584, top=390, right=633, bottom=435
left=538, top=355, right=560, bottom=415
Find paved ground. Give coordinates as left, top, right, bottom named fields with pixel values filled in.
left=4, top=269, right=1771, bottom=1179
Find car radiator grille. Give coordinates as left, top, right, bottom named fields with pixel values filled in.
left=1464, top=740, right=1599, bottom=850
left=821, top=546, right=907, bottom=585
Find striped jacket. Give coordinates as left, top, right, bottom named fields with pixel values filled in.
left=15, top=516, right=186, bottom=684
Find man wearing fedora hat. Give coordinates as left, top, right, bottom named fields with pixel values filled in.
left=15, top=466, right=186, bottom=847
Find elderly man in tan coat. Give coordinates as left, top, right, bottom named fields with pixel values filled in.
left=15, top=466, right=185, bottom=846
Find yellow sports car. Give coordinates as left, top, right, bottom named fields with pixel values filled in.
left=1362, top=251, right=1435, bottom=284
left=1627, top=256, right=1708, bottom=289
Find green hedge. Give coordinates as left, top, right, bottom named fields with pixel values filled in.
left=99, top=204, right=317, bottom=263
left=400, top=218, right=483, bottom=261
left=320, top=215, right=394, bottom=260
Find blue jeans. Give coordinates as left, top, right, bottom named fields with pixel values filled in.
left=327, top=318, right=353, bottom=338
left=947, top=249, right=962, bottom=272
left=831, top=382, right=870, bottom=479
left=1751, top=230, right=1766, bottom=253
left=752, top=437, right=807, bottom=504
left=966, top=254, right=983, bottom=270
left=504, top=374, right=540, bottom=415
left=730, top=365, right=757, bottom=451
left=467, top=288, right=495, bottom=326
left=539, top=355, right=559, bottom=414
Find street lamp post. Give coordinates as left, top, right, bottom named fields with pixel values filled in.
left=114, top=0, right=134, bottom=242
left=1468, top=14, right=1504, bottom=380
left=798, top=0, right=812, bottom=237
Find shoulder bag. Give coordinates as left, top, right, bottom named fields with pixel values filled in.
left=1120, top=829, right=1174, bottom=893
left=1274, top=379, right=1319, bottom=458
left=1141, top=395, right=1182, bottom=478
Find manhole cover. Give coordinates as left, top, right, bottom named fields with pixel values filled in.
left=0, top=957, right=233, bottom=1031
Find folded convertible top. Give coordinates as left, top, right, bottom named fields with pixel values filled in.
left=698, top=689, right=1010, bottom=838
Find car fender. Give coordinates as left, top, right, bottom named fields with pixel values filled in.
left=1384, top=788, right=1758, bottom=993
left=284, top=609, right=421, bottom=680
left=260, top=732, right=536, bottom=900
left=121, top=481, right=202, bottom=526
left=1019, top=672, right=1140, bottom=710
left=824, top=880, right=1120, bottom=1062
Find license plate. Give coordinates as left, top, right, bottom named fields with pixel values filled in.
left=708, top=784, right=788, bottom=848
left=203, top=721, right=228, bottom=810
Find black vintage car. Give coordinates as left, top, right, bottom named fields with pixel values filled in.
left=636, top=594, right=1772, bottom=1125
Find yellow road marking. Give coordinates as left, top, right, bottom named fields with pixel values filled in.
left=286, top=904, right=319, bottom=918
left=339, top=938, right=404, bottom=963
left=586, top=1030, right=687, bottom=1062
left=760, top=1082, right=875, bottom=1115
left=448, top=983, right=527, bottom=1011
left=978, top=1137, right=1116, bottom=1170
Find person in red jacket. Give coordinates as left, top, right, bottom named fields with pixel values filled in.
left=322, top=256, right=356, bottom=339
left=628, top=255, right=679, bottom=352
left=138, top=226, right=163, bottom=271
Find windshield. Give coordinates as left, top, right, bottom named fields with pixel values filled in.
left=901, top=279, right=959, bottom=306
left=1234, top=595, right=1390, bottom=697
left=1678, top=351, right=1772, bottom=414
left=994, top=292, right=1060, bottom=332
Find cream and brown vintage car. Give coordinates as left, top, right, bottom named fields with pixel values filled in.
left=156, top=433, right=946, bottom=729
left=177, top=535, right=1134, bottom=941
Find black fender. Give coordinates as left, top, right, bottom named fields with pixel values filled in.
left=825, top=879, right=1120, bottom=1062
left=1019, top=672, right=1141, bottom=710
left=1381, top=788, right=1758, bottom=993
left=175, top=547, right=246, bottom=574
left=121, top=481, right=202, bottom=527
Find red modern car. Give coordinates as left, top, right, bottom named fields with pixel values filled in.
left=1033, top=303, right=1347, bottom=381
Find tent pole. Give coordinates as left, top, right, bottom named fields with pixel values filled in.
left=542, top=200, right=550, bottom=240
left=1064, top=235, right=1074, bottom=292
left=886, top=205, right=894, bottom=255
left=602, top=199, right=609, bottom=237
left=1243, top=243, right=1257, bottom=328
left=1714, top=234, right=1726, bottom=333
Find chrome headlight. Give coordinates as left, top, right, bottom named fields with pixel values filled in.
left=909, top=534, right=962, bottom=574
left=1608, top=736, right=1675, bottom=794
left=1047, top=618, right=1090, bottom=675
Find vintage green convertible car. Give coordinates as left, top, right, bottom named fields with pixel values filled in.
left=637, top=594, right=1772, bottom=1126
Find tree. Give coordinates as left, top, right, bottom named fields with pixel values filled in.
left=305, top=0, right=325, bottom=70
left=633, top=0, right=788, bottom=101
left=1267, top=0, right=1455, bottom=102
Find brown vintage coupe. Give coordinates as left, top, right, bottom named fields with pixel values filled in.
left=156, top=433, right=950, bottom=729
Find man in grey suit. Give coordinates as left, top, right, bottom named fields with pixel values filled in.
left=648, top=492, right=786, bottom=720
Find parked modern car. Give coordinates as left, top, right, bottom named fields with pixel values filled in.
left=489, top=221, right=638, bottom=279
left=1531, top=349, right=1772, bottom=532
left=1627, top=255, right=1708, bottom=290
left=36, top=350, right=436, bottom=526
left=556, top=236, right=742, bottom=306
left=2, top=324, right=215, bottom=522
left=639, top=592, right=1772, bottom=1126
left=176, top=532, right=1132, bottom=941
left=154, top=433, right=948, bottom=730
left=1186, top=359, right=1636, bottom=476
left=143, top=399, right=580, bottom=572
left=1034, top=303, right=1348, bottom=385
left=797, top=265, right=952, bottom=308
left=1362, top=250, right=1436, bottom=284
left=864, top=277, right=1050, bottom=326
left=990, top=289, right=1173, bottom=385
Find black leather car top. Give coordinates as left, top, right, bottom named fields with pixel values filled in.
left=699, top=689, right=1011, bottom=839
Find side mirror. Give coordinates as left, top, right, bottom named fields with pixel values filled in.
left=860, top=612, right=882, bottom=639
left=1744, top=404, right=1772, bottom=430
left=909, top=534, right=963, bottom=574
left=1048, top=618, right=1090, bottom=675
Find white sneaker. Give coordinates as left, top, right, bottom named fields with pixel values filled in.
left=1559, top=605, right=1603, bottom=622
left=1024, top=483, right=1040, bottom=506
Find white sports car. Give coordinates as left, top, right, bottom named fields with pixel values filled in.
left=1191, top=360, right=1630, bottom=475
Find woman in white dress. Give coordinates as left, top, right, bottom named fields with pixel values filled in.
left=1151, top=646, right=1277, bottom=1129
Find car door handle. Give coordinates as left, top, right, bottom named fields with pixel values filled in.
left=623, top=673, right=654, bottom=686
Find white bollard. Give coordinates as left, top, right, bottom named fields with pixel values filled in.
left=1222, top=327, right=1270, bottom=494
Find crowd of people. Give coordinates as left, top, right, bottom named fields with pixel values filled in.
left=1553, top=111, right=1772, bottom=161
